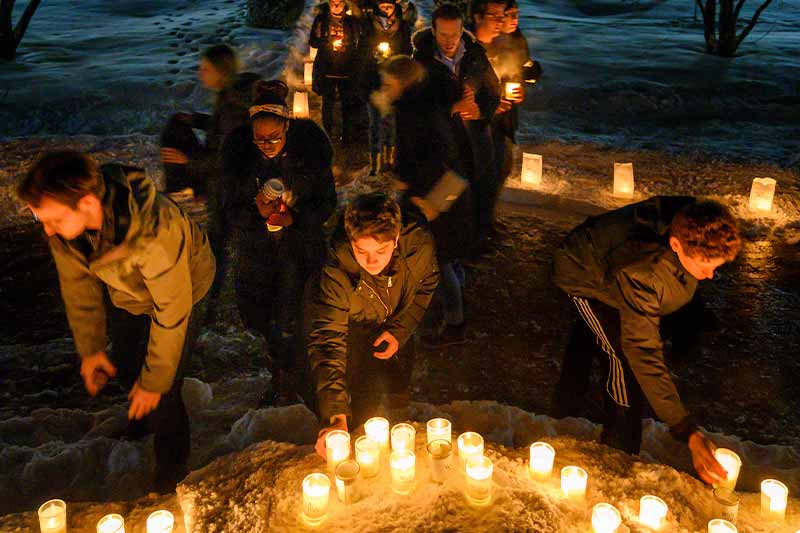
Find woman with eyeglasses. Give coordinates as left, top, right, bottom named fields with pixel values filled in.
left=220, top=80, right=337, bottom=406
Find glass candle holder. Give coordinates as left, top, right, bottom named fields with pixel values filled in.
left=38, top=499, right=67, bottom=533
left=561, top=466, right=588, bottom=501
left=426, top=418, right=452, bottom=444
left=355, top=436, right=380, bottom=478
left=639, top=495, right=668, bottom=530
left=390, top=450, right=416, bottom=495
left=592, top=503, right=621, bottom=533
left=146, top=510, right=174, bottom=533
left=504, top=81, right=521, bottom=100
left=391, top=423, right=416, bottom=453
left=613, top=162, right=634, bottom=199
left=465, top=456, right=493, bottom=506
left=427, top=439, right=452, bottom=484
left=761, top=479, right=788, bottom=521
left=334, top=460, right=360, bottom=505
left=364, top=417, right=390, bottom=455
left=301, top=473, right=331, bottom=527
left=714, top=448, right=742, bottom=491
left=529, top=442, right=555, bottom=481
left=97, top=514, right=125, bottom=533
left=325, top=430, right=350, bottom=473
left=708, top=518, right=737, bottom=533
left=457, top=432, right=484, bottom=470
left=712, top=488, right=739, bottom=524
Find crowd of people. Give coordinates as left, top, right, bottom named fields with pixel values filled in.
left=17, top=0, right=745, bottom=495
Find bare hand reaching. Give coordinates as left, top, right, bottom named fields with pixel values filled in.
left=80, top=351, right=117, bottom=397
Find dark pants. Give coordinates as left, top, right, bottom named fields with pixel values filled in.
left=106, top=296, right=205, bottom=484
left=464, top=121, right=498, bottom=242
left=160, top=115, right=206, bottom=194
left=320, top=77, right=359, bottom=144
left=203, top=208, right=230, bottom=326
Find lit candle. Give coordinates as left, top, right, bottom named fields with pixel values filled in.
left=96, top=514, right=125, bottom=533
left=707, top=518, right=737, bottom=533
left=639, top=495, right=668, bottom=530
left=365, top=417, right=390, bottom=456
left=301, top=473, right=331, bottom=527
left=332, top=38, right=343, bottom=51
left=309, top=47, right=318, bottom=61
left=390, top=450, right=416, bottom=495
left=426, top=418, right=452, bottom=444
left=146, top=510, right=174, bottom=533
left=325, top=429, right=350, bottom=473
left=521, top=153, right=543, bottom=188
left=714, top=448, right=742, bottom=491
left=37, top=499, right=66, bottom=533
left=613, top=162, right=634, bottom=199
left=354, top=436, right=380, bottom=478
left=457, top=432, right=484, bottom=470
left=465, top=456, right=493, bottom=506
left=591, top=503, right=621, bottom=533
left=391, top=423, right=416, bottom=453
left=427, top=439, right=452, bottom=484
left=529, top=442, right=555, bottom=481
left=504, top=81, right=521, bottom=100
left=304, top=62, right=313, bottom=86
left=334, top=460, right=360, bottom=505
left=761, top=479, right=788, bottom=521
left=560, top=465, right=588, bottom=501
left=292, top=91, right=310, bottom=119
left=749, top=177, right=777, bottom=213
left=377, top=41, right=391, bottom=57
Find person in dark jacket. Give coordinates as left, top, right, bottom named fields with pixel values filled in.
left=359, top=0, right=413, bottom=174
left=19, top=151, right=216, bottom=493
left=551, top=196, right=741, bottom=485
left=307, top=192, right=439, bottom=457
left=221, top=80, right=337, bottom=406
left=412, top=3, right=500, bottom=254
left=310, top=0, right=362, bottom=145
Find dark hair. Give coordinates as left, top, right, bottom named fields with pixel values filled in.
left=432, top=3, right=464, bottom=30
left=202, top=44, right=239, bottom=87
left=379, top=55, right=426, bottom=87
left=250, top=79, right=290, bottom=123
left=505, top=0, right=518, bottom=10
left=470, top=0, right=505, bottom=18
left=344, top=192, right=402, bottom=243
left=18, top=151, right=104, bottom=209
left=670, top=200, right=741, bottom=261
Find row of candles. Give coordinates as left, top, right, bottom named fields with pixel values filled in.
left=37, top=502, right=174, bottom=533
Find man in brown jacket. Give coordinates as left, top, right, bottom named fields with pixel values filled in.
left=18, top=151, right=215, bottom=492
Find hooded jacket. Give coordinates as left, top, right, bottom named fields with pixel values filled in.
left=49, top=164, right=215, bottom=393
left=306, top=210, right=439, bottom=421
left=552, top=196, right=699, bottom=436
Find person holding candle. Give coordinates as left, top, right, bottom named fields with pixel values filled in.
left=18, top=151, right=216, bottom=492
left=551, top=196, right=741, bottom=484
left=221, top=80, right=337, bottom=406
left=306, top=192, right=439, bottom=458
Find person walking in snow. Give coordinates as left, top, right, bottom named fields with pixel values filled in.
left=551, top=196, right=741, bottom=485
left=18, top=151, right=215, bottom=493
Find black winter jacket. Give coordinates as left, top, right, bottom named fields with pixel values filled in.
left=310, top=5, right=361, bottom=94
left=357, top=13, right=413, bottom=99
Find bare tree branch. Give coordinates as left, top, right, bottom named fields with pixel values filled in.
left=12, top=0, right=41, bottom=45
left=736, top=0, right=773, bottom=48
left=733, top=0, right=748, bottom=22
left=1, top=0, right=17, bottom=33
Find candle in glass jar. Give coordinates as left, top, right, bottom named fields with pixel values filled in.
left=365, top=417, right=390, bottom=455
left=591, top=503, right=621, bottom=533
left=714, top=448, right=742, bottom=491
left=426, top=418, right=452, bottom=444
left=427, top=439, right=452, bottom=484
left=333, top=38, right=343, bottom=51
left=465, top=456, right=493, bottom=506
left=38, top=499, right=67, bottom=533
left=707, top=518, right=737, bottom=533
left=529, top=442, right=555, bottom=481
left=390, top=450, right=416, bottom=495
left=377, top=41, right=391, bottom=57
left=457, top=432, right=484, bottom=470
left=325, top=430, right=350, bottom=473
left=761, top=479, right=788, bottom=521
left=97, top=514, right=125, bottom=533
left=391, top=423, right=416, bottom=453
left=355, top=436, right=380, bottom=478
left=146, top=510, right=174, bottom=533
left=334, top=460, right=360, bottom=505
left=561, top=466, right=588, bottom=501
left=301, top=473, right=331, bottom=527
left=504, top=81, right=521, bottom=100
left=639, top=495, right=668, bottom=530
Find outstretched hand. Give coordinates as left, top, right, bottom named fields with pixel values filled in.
left=373, top=331, right=399, bottom=359
left=80, top=351, right=117, bottom=397
left=128, top=382, right=162, bottom=420
left=688, top=431, right=727, bottom=485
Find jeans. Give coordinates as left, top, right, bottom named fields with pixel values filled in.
left=437, top=261, right=464, bottom=326
left=320, top=77, right=359, bottom=144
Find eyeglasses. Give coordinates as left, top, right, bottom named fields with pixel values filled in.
left=505, top=10, right=519, bottom=19
left=253, top=136, right=284, bottom=146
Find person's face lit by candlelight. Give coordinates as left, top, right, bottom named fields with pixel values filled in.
left=351, top=235, right=398, bottom=275
left=503, top=7, right=519, bottom=34
left=476, top=2, right=505, bottom=40
left=329, top=0, right=346, bottom=16
left=670, top=236, right=727, bottom=281
left=377, top=1, right=396, bottom=17
left=252, top=117, right=288, bottom=159
left=433, top=17, right=463, bottom=59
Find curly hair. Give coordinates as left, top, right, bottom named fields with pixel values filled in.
left=670, top=200, right=741, bottom=261
left=344, top=192, right=402, bottom=243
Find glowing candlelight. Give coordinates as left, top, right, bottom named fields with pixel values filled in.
left=377, top=41, right=391, bottom=57
left=38, top=499, right=66, bottom=533
left=325, top=429, right=350, bottom=473
left=504, top=81, right=521, bottom=100
left=334, top=460, right=360, bottom=505
left=390, top=450, right=416, bottom=495
left=309, top=47, right=318, bottom=60
left=708, top=518, right=737, bottom=533
left=714, top=448, right=742, bottom=491
left=639, top=495, right=668, bottom=530
left=529, top=441, right=555, bottom=481
left=304, top=62, right=313, bottom=86
left=146, top=510, right=174, bottom=533
left=365, top=417, right=390, bottom=455
left=293, top=91, right=310, bottom=119
left=96, top=514, right=125, bottom=533
left=391, top=423, right=416, bottom=453
left=427, top=439, right=452, bottom=484
left=613, top=163, right=634, bottom=199
left=457, top=432, right=484, bottom=470
left=355, top=436, right=380, bottom=478
left=465, top=456, right=493, bottom=506
left=332, top=38, right=343, bottom=51
left=301, top=473, right=330, bottom=527
left=521, top=153, right=543, bottom=188
left=426, top=418, right=452, bottom=444
left=749, top=177, right=777, bottom=213
left=560, top=465, right=588, bottom=501
left=591, top=503, right=621, bottom=533
left=761, top=479, right=788, bottom=521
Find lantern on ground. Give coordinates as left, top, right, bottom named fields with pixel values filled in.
left=96, top=514, right=125, bottom=533
left=146, top=510, right=174, bottom=533
left=355, top=436, right=380, bottom=478
left=457, top=432, right=484, bottom=470
left=639, top=495, right=668, bottom=530
left=714, top=448, right=741, bottom=491
left=301, top=473, right=331, bottom=527
left=426, top=418, right=452, bottom=444
left=364, top=417, right=390, bottom=455
left=521, top=153, right=543, bottom=188
left=708, top=519, right=737, bottom=533
left=749, top=177, right=777, bottom=213
left=391, top=423, right=416, bottom=452
left=390, top=450, right=416, bottom=495
left=304, top=62, right=313, bottom=86
left=761, top=479, right=788, bottom=521
left=293, top=91, right=310, bottom=119
left=38, top=499, right=66, bottom=533
left=613, top=163, right=634, bottom=198
left=591, top=503, right=621, bottom=533
left=465, top=456, right=493, bottom=506
left=325, top=429, right=350, bottom=473
left=529, top=442, right=555, bottom=481
left=561, top=465, right=587, bottom=501
left=309, top=47, right=318, bottom=60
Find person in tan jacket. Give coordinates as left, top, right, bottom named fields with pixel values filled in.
left=17, top=151, right=215, bottom=493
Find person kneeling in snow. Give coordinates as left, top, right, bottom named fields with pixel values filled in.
left=551, top=196, right=741, bottom=485
left=306, top=192, right=439, bottom=457
left=18, top=151, right=215, bottom=492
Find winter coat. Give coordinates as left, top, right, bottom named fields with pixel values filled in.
left=552, top=196, right=699, bottom=432
left=357, top=12, right=413, bottom=99
left=306, top=210, right=439, bottom=421
left=49, top=164, right=215, bottom=393
left=310, top=5, right=361, bottom=95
